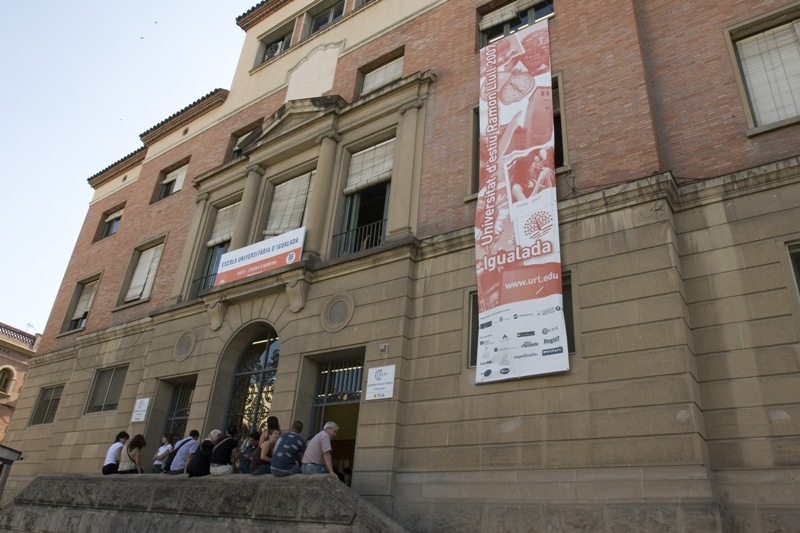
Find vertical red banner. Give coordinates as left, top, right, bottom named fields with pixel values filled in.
left=475, top=20, right=569, bottom=384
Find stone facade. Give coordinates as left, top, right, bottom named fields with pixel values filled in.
left=4, top=1, right=800, bottom=532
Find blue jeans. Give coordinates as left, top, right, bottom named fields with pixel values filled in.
left=301, top=464, right=327, bottom=474
left=271, top=465, right=300, bottom=477
left=251, top=464, right=271, bottom=476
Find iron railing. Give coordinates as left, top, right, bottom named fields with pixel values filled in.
left=331, top=219, right=386, bottom=258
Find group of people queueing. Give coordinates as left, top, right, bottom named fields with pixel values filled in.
left=101, top=417, right=341, bottom=479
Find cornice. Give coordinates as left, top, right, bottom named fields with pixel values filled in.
left=86, top=147, right=147, bottom=189
left=139, top=89, right=229, bottom=146
left=236, top=0, right=292, bottom=31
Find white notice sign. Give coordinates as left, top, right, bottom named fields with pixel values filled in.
left=131, top=397, right=150, bottom=422
left=366, top=365, right=395, bottom=400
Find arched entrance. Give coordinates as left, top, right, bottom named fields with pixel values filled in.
left=224, top=323, right=279, bottom=435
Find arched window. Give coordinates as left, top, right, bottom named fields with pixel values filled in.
left=225, top=326, right=280, bottom=435
left=0, top=368, right=13, bottom=394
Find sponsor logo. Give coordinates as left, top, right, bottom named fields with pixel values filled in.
left=543, top=336, right=560, bottom=344
left=520, top=341, right=539, bottom=348
left=542, top=347, right=564, bottom=356
left=499, top=368, right=510, bottom=375
left=542, top=326, right=559, bottom=335
left=517, top=331, right=536, bottom=337
left=480, top=321, right=492, bottom=329
left=483, top=369, right=492, bottom=377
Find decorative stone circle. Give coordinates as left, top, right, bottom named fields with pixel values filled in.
left=321, top=293, right=354, bottom=332
left=173, top=330, right=196, bottom=361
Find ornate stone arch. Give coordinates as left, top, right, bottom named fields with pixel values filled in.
left=215, top=321, right=280, bottom=436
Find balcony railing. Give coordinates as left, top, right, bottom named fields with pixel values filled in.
left=189, top=273, right=217, bottom=300
left=331, top=219, right=386, bottom=258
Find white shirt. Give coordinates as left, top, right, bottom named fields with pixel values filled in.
left=153, top=443, right=173, bottom=465
left=103, top=441, right=123, bottom=466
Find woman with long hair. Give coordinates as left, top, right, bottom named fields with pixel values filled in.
left=118, top=434, right=147, bottom=474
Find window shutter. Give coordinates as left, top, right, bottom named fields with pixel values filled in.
left=162, top=165, right=188, bottom=192
left=344, top=138, right=395, bottom=195
left=88, top=370, right=112, bottom=411
left=105, top=209, right=123, bottom=222
left=105, top=367, right=127, bottom=409
left=362, top=57, right=404, bottom=94
left=264, top=172, right=313, bottom=236
left=479, top=2, right=518, bottom=31
left=207, top=202, right=240, bottom=247
left=71, top=281, right=98, bottom=320
left=124, top=243, right=164, bottom=302
left=737, top=20, right=800, bottom=126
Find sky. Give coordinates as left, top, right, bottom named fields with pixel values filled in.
left=0, top=1, right=260, bottom=335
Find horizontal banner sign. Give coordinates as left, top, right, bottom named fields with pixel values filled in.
left=214, top=227, right=305, bottom=286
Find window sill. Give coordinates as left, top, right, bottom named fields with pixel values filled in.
left=56, top=327, right=85, bottom=338
left=113, top=298, right=150, bottom=312
left=746, top=115, right=800, bottom=137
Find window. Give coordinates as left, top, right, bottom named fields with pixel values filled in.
left=100, top=208, right=123, bottom=239
left=65, top=279, right=99, bottom=332
left=193, top=202, right=240, bottom=296
left=229, top=126, right=261, bottom=161
left=308, top=1, right=344, bottom=36
left=732, top=12, right=800, bottom=128
left=30, top=385, right=63, bottom=425
left=553, top=74, right=565, bottom=168
left=122, top=242, right=164, bottom=304
left=157, top=164, right=188, bottom=200
left=263, top=172, right=314, bottom=237
left=333, top=138, right=394, bottom=257
left=467, top=271, right=574, bottom=367
left=259, top=30, right=292, bottom=64
left=789, top=242, right=800, bottom=295
left=480, top=0, right=554, bottom=46
left=470, top=107, right=480, bottom=195
left=471, top=76, right=565, bottom=195
left=85, top=365, right=128, bottom=414
left=355, top=0, right=375, bottom=7
left=562, top=271, right=575, bottom=353
left=468, top=292, right=479, bottom=367
left=225, top=326, right=280, bottom=434
left=0, top=369, right=12, bottom=394
left=361, top=56, right=404, bottom=95
left=163, top=382, right=195, bottom=441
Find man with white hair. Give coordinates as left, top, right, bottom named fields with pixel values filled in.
left=301, top=421, right=339, bottom=475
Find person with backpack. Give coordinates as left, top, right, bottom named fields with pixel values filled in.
left=166, top=429, right=200, bottom=474
left=188, top=429, right=221, bottom=478
left=209, top=426, right=239, bottom=476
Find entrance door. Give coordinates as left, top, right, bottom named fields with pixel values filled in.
left=225, top=325, right=280, bottom=435
left=311, top=358, right=363, bottom=485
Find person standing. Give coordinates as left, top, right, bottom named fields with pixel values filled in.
left=151, top=434, right=173, bottom=474
left=118, top=434, right=146, bottom=474
left=101, top=431, right=129, bottom=475
left=271, top=421, right=307, bottom=477
left=168, top=429, right=200, bottom=475
left=210, top=426, right=239, bottom=476
left=301, top=421, right=338, bottom=475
